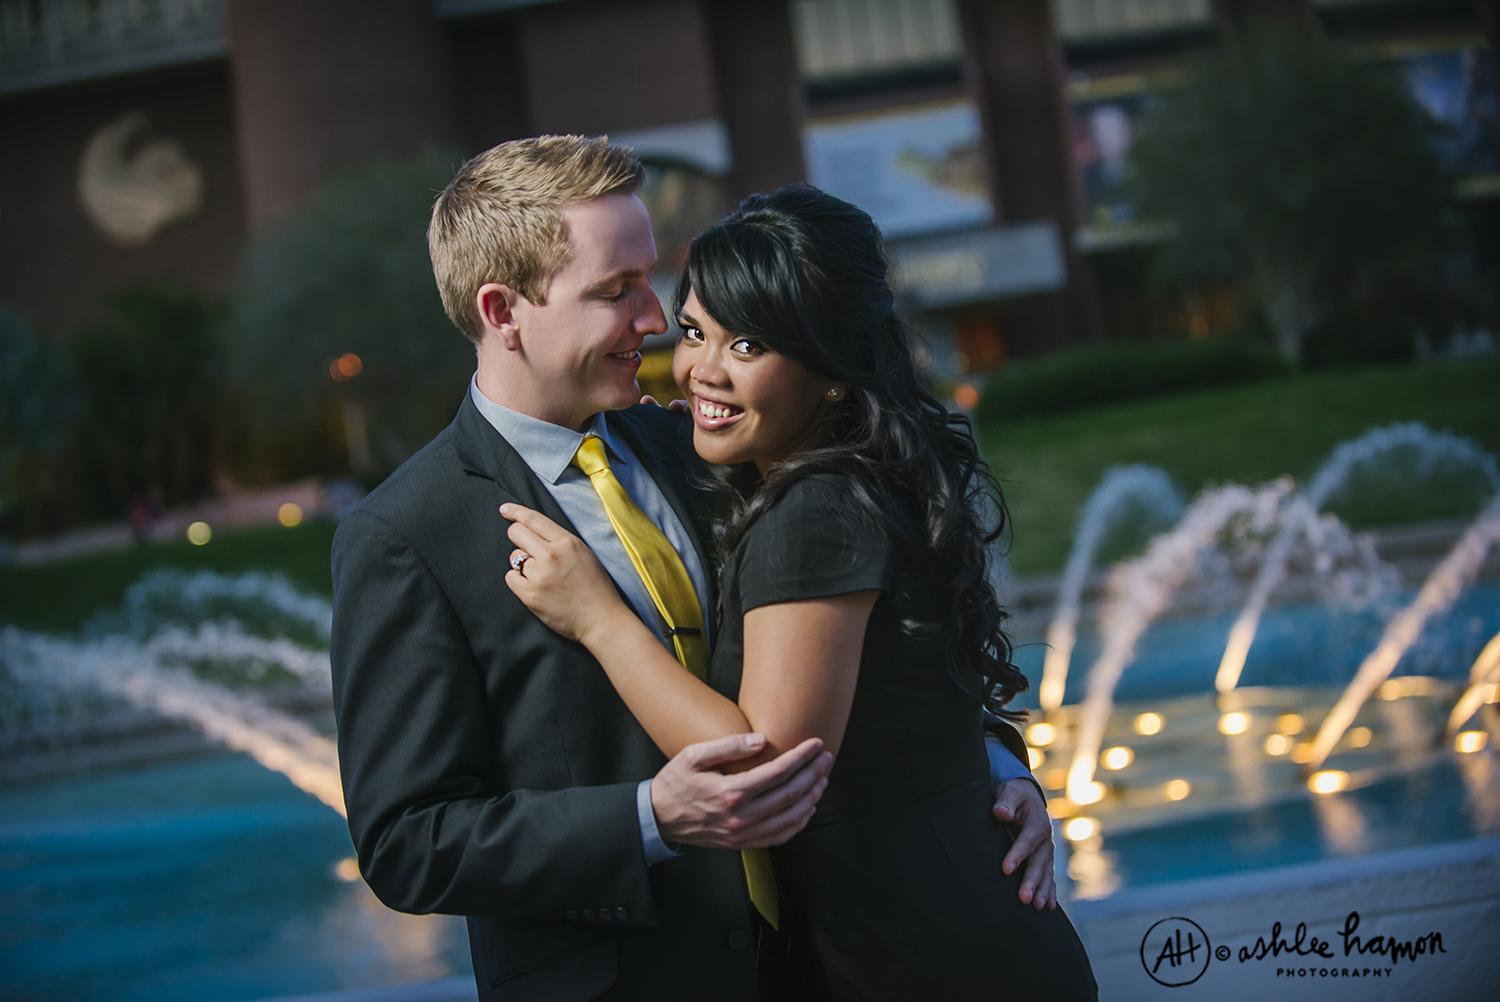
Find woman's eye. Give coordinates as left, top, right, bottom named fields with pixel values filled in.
left=680, top=325, right=704, bottom=343
left=731, top=339, right=762, bottom=356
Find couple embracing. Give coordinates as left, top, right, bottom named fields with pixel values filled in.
left=330, top=136, right=1097, bottom=1001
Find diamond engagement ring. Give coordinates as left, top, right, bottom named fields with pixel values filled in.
left=509, top=552, right=529, bottom=573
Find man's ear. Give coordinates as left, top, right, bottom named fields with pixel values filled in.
left=476, top=283, right=524, bottom=351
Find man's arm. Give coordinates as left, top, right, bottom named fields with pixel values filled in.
left=983, top=720, right=1058, bottom=910
left=332, top=512, right=830, bottom=922
left=332, top=511, right=652, bottom=921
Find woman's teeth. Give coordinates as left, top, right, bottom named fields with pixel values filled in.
left=699, top=401, right=738, bottom=419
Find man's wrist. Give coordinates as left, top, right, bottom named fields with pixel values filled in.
left=636, top=778, right=682, bottom=865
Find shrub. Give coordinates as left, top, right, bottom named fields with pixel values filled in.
left=0, top=307, right=80, bottom=531
left=975, top=338, right=1288, bottom=422
left=231, top=149, right=473, bottom=478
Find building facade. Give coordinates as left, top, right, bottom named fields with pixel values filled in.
left=2, top=0, right=1495, bottom=379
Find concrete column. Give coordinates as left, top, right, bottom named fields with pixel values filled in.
left=703, top=0, right=807, bottom=202
left=225, top=0, right=457, bottom=230
left=1475, top=1, right=1500, bottom=115
left=959, top=0, right=1102, bottom=355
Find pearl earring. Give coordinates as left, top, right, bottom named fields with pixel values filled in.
left=825, top=385, right=844, bottom=401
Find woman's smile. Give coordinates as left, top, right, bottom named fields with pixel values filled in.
left=691, top=394, right=745, bottom=429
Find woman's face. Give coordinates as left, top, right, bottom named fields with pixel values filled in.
left=672, top=290, right=833, bottom=473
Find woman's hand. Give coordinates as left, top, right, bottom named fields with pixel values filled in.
left=501, top=503, right=624, bottom=645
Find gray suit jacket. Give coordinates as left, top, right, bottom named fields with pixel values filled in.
left=330, top=395, right=759, bottom=1002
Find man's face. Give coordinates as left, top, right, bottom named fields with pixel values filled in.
left=511, top=193, right=666, bottom=429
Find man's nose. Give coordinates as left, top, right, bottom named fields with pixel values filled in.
left=636, top=286, right=668, bottom=336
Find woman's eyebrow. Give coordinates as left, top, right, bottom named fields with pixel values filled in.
left=677, top=310, right=701, bottom=328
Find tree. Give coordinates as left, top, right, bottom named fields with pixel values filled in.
left=68, top=284, right=225, bottom=511
left=1127, top=30, right=1452, bottom=363
left=231, top=149, right=474, bottom=477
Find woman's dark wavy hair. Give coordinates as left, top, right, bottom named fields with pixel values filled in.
left=673, top=184, right=1027, bottom=719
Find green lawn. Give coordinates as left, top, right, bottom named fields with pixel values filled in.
left=3, top=358, right=1497, bottom=630
left=0, top=521, right=337, bottom=633
left=981, top=357, right=1500, bottom=576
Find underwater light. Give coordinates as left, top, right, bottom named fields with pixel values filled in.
left=1163, top=779, right=1191, bottom=801
left=1027, top=722, right=1056, bottom=747
left=1134, top=712, right=1163, bottom=736
left=1309, top=770, right=1349, bottom=795
left=1264, top=734, right=1291, bottom=756
left=1218, top=711, right=1251, bottom=735
left=1102, top=746, right=1133, bottom=770
left=1063, top=817, right=1096, bottom=841
left=1455, top=731, right=1488, bottom=754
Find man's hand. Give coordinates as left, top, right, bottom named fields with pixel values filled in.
left=652, top=733, right=832, bottom=850
left=994, top=778, right=1058, bottom=910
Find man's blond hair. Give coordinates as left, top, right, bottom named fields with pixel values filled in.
left=429, top=135, right=646, bottom=342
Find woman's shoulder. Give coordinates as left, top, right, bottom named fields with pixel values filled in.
left=752, top=471, right=869, bottom=534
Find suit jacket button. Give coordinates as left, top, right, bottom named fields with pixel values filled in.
left=614, top=907, right=629, bottom=921
left=727, top=928, right=750, bottom=950
left=597, top=908, right=612, bottom=921
left=565, top=911, right=579, bottom=921
left=582, top=909, right=597, bottom=922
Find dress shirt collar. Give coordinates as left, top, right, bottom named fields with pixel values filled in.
left=469, top=376, right=623, bottom=484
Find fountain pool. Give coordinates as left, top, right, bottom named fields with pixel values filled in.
left=0, top=752, right=471, bottom=1002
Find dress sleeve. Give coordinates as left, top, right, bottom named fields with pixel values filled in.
left=736, top=474, right=893, bottom=612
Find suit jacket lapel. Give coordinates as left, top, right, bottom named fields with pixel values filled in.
left=449, top=393, right=582, bottom=538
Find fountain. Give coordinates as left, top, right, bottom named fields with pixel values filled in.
left=1038, top=465, right=1184, bottom=713
left=1214, top=423, right=1500, bottom=693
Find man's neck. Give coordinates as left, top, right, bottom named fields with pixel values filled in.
left=474, top=360, right=593, bottom=433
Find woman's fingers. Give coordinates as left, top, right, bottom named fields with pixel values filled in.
left=499, top=503, right=562, bottom=542
left=506, top=518, right=550, bottom=556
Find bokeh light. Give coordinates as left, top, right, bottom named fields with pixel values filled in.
left=1164, top=779, right=1191, bottom=801
left=1218, top=711, right=1250, bottom=735
left=1276, top=713, right=1304, bottom=734
left=278, top=502, right=304, bottom=527
left=1264, top=733, right=1291, bottom=756
left=1026, top=722, right=1056, bottom=747
left=1064, top=817, right=1096, bottom=841
left=186, top=521, right=212, bottom=545
left=1134, top=712, right=1164, bottom=736
left=1455, top=731, right=1488, bottom=754
left=1102, top=746, right=1133, bottom=770
left=1309, top=770, right=1349, bottom=795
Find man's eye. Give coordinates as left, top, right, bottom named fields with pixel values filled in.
left=607, top=288, right=629, bottom=302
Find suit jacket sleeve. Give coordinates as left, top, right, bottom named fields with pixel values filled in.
left=331, top=509, right=658, bottom=923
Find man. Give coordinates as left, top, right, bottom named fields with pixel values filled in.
left=331, top=136, right=1054, bottom=1002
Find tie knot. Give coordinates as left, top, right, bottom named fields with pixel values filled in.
left=572, top=435, right=610, bottom=477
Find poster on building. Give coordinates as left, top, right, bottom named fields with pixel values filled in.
left=1393, top=43, right=1498, bottom=177
left=802, top=101, right=993, bottom=241
left=1070, top=89, right=1156, bottom=232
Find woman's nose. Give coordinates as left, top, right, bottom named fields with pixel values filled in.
left=691, top=346, right=729, bottom=387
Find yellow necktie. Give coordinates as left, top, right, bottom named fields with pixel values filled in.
left=572, top=435, right=779, bottom=930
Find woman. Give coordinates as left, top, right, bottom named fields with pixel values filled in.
left=501, top=186, right=1096, bottom=1000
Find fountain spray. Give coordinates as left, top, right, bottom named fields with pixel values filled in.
left=1446, top=630, right=1500, bottom=737
left=1039, top=466, right=1183, bottom=712
left=1305, top=492, right=1500, bottom=774
left=1065, top=482, right=1285, bottom=805
left=1215, top=423, right=1500, bottom=693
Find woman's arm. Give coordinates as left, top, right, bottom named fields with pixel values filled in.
left=502, top=503, right=876, bottom=771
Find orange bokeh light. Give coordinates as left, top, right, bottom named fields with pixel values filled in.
left=329, top=353, right=363, bottom=381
